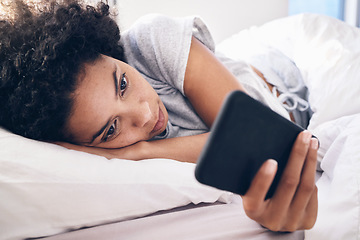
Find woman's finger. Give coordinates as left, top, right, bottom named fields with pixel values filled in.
left=281, top=138, right=318, bottom=231
left=242, top=159, right=278, bottom=218
left=302, top=186, right=318, bottom=230
left=271, top=131, right=312, bottom=207
left=290, top=138, right=318, bottom=213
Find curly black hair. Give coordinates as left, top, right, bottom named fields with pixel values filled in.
left=0, top=0, right=125, bottom=142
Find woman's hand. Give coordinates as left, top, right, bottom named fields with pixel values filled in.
left=242, top=130, right=318, bottom=232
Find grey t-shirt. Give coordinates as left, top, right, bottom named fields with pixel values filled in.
left=120, top=14, right=291, bottom=140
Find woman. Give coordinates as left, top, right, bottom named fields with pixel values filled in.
left=0, top=0, right=318, bottom=232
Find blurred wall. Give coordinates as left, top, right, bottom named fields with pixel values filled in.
left=115, top=0, right=288, bottom=44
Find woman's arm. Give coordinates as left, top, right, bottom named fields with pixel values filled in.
left=184, top=37, right=318, bottom=231
left=57, top=132, right=209, bottom=163
left=184, top=37, right=247, bottom=127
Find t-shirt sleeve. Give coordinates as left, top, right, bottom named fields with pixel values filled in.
left=120, top=14, right=215, bottom=95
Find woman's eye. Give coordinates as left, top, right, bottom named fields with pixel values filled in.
left=119, top=73, right=127, bottom=96
left=103, top=119, right=118, bottom=142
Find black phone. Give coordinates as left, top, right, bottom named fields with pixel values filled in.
left=195, top=90, right=307, bottom=199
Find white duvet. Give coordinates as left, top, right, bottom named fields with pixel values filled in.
left=217, top=13, right=360, bottom=239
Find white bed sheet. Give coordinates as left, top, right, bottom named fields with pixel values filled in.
left=0, top=129, right=232, bottom=240
left=43, top=195, right=303, bottom=240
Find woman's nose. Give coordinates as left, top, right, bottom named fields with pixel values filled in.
left=130, top=101, right=152, bottom=128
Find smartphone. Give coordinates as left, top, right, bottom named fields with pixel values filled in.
left=195, top=91, right=306, bottom=199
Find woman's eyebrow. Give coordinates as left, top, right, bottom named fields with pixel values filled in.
left=114, top=64, right=119, bottom=97
left=90, top=118, right=111, bottom=144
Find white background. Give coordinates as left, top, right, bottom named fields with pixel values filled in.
left=113, top=0, right=288, bottom=44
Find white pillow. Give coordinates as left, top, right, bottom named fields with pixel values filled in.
left=0, top=128, right=232, bottom=240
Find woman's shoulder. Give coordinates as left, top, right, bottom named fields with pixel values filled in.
left=121, top=14, right=196, bottom=43
left=120, top=13, right=214, bottom=63
left=129, top=14, right=179, bottom=27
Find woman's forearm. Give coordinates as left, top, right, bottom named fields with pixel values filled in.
left=139, top=133, right=209, bottom=163
left=57, top=133, right=209, bottom=163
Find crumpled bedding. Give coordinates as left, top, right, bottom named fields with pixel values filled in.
left=308, top=113, right=360, bottom=239
left=217, top=13, right=360, bottom=239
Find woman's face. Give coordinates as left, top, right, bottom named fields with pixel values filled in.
left=66, top=55, right=168, bottom=148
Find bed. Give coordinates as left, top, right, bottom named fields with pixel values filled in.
left=1, top=13, right=360, bottom=239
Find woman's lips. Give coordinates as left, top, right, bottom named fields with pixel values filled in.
left=151, top=107, right=165, bottom=134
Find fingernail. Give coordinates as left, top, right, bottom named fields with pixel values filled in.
left=265, top=159, right=278, bottom=174
left=302, top=130, right=311, bottom=144
left=311, top=138, right=319, bottom=150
